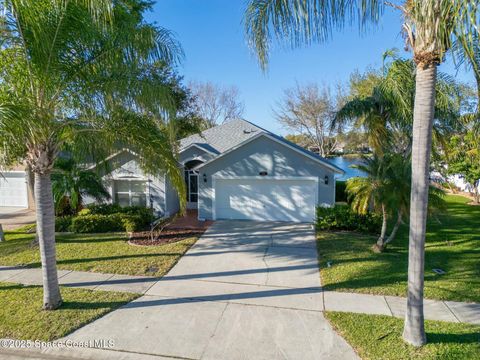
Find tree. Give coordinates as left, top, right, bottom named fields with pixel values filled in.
left=275, top=83, right=345, bottom=157
left=188, top=81, right=245, bottom=128
left=348, top=154, right=445, bottom=252
left=337, top=59, right=464, bottom=157
left=346, top=155, right=392, bottom=248
left=0, top=0, right=185, bottom=310
left=52, top=158, right=110, bottom=216
left=244, top=0, right=479, bottom=346
left=446, top=131, right=480, bottom=203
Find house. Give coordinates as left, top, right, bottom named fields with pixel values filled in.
left=0, top=164, right=34, bottom=209
left=1, top=120, right=345, bottom=222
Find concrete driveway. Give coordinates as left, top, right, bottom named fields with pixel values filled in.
left=0, top=207, right=36, bottom=230
left=66, top=221, right=358, bottom=360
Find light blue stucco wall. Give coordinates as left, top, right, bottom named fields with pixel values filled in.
left=164, top=176, right=180, bottom=216
left=85, top=151, right=167, bottom=216
left=197, top=136, right=337, bottom=220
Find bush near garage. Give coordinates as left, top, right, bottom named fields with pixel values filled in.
left=316, top=204, right=381, bottom=234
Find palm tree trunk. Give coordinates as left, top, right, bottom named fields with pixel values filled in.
left=26, top=164, right=40, bottom=246
left=377, top=204, right=388, bottom=243
left=384, top=211, right=402, bottom=246
left=403, top=64, right=437, bottom=347
left=0, top=224, right=5, bottom=242
left=35, top=171, right=62, bottom=310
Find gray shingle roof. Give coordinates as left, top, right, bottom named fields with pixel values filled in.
left=180, top=119, right=264, bottom=153
left=179, top=119, right=344, bottom=174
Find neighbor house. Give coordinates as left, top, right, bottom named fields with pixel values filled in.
left=0, top=120, right=345, bottom=222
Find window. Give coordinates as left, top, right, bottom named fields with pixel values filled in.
left=114, top=180, right=147, bottom=207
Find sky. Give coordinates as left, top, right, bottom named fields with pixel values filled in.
left=147, top=0, right=474, bottom=135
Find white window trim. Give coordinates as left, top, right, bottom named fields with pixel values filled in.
left=211, top=176, right=319, bottom=221
left=113, top=179, right=148, bottom=207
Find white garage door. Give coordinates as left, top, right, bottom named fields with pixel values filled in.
left=0, top=172, right=28, bottom=207
left=214, top=178, right=317, bottom=222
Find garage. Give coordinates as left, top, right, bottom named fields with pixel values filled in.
left=214, top=177, right=317, bottom=222
left=0, top=171, right=28, bottom=207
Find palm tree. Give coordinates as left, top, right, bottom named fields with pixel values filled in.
left=0, top=1, right=185, bottom=310
left=351, top=154, right=446, bottom=252
left=346, top=155, right=391, bottom=248
left=244, top=0, right=479, bottom=346
left=337, top=58, right=463, bottom=156
left=52, top=158, right=110, bottom=216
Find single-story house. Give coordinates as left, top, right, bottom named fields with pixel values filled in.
left=0, top=119, right=345, bottom=222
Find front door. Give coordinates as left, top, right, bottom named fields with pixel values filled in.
left=185, top=169, right=198, bottom=209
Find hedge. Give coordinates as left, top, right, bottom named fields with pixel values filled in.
left=55, top=216, right=73, bottom=232
left=69, top=214, right=147, bottom=233
left=55, top=204, right=154, bottom=233
left=316, top=205, right=381, bottom=235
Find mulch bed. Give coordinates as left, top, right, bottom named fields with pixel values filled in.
left=128, top=229, right=205, bottom=246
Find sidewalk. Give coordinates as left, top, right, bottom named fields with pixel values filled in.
left=1, top=265, right=479, bottom=325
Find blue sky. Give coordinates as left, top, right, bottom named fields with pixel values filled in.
left=148, top=0, right=474, bottom=135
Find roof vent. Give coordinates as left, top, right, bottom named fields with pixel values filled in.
left=243, top=128, right=257, bottom=134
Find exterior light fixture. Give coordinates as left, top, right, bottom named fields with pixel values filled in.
left=203, top=173, right=207, bottom=183
left=324, top=175, right=329, bottom=185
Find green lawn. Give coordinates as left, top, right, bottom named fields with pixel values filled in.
left=325, top=312, right=480, bottom=360
left=317, top=195, right=480, bottom=303
left=0, top=282, right=137, bottom=341
left=0, top=232, right=196, bottom=277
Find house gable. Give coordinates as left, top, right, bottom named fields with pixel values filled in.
left=197, top=133, right=344, bottom=175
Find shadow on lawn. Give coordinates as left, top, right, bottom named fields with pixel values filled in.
left=427, top=331, right=480, bottom=345
left=60, top=300, right=134, bottom=310
left=23, top=252, right=184, bottom=269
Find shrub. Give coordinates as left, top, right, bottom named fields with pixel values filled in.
left=316, top=205, right=381, bottom=235
left=85, top=203, right=123, bottom=215
left=335, top=181, right=348, bottom=203
left=85, top=204, right=154, bottom=223
left=72, top=204, right=155, bottom=233
left=70, top=213, right=150, bottom=233
left=55, top=216, right=73, bottom=232
left=77, top=208, right=91, bottom=216
left=71, top=214, right=124, bottom=233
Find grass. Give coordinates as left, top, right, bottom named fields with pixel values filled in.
left=317, top=195, right=480, bottom=303
left=325, top=312, right=480, bottom=360
left=0, top=232, right=196, bottom=277
left=0, top=281, right=137, bottom=341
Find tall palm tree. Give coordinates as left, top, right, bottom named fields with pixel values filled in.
left=0, top=1, right=185, bottom=310
left=245, top=0, right=479, bottom=346
left=52, top=158, right=110, bottom=215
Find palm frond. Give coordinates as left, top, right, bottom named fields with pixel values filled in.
left=244, top=0, right=384, bottom=69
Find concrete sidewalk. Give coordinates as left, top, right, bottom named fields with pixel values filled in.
left=1, top=220, right=479, bottom=360
left=1, top=265, right=479, bottom=325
